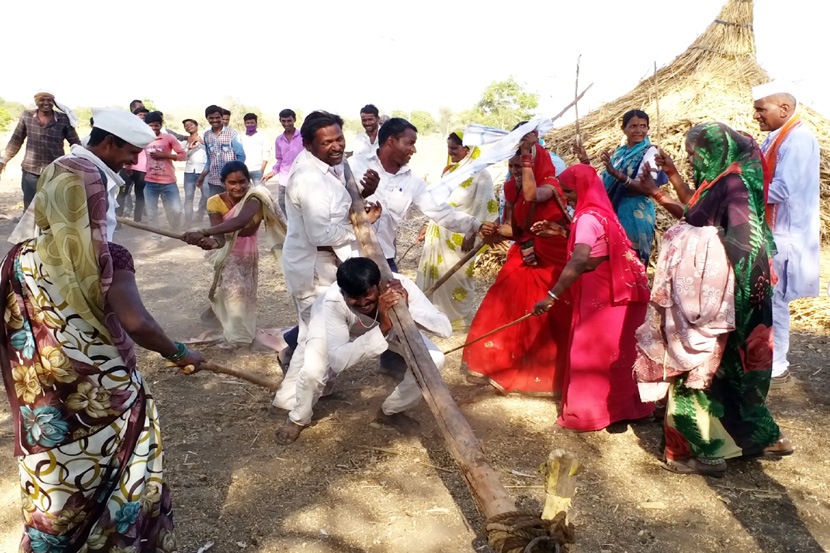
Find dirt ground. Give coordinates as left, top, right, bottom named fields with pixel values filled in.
left=0, top=158, right=827, bottom=553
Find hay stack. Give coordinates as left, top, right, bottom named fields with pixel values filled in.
left=545, top=0, right=830, bottom=241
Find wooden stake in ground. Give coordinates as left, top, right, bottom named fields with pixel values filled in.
left=423, top=242, right=487, bottom=299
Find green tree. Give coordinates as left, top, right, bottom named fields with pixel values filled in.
left=466, top=77, right=538, bottom=130
left=410, top=111, right=437, bottom=134
left=0, top=106, right=12, bottom=131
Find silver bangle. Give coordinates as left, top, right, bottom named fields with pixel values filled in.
left=625, top=176, right=632, bottom=186
left=547, top=290, right=559, bottom=301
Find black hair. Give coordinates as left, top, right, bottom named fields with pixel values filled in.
left=87, top=128, right=127, bottom=148
left=300, top=111, right=344, bottom=144
left=182, top=118, right=198, bottom=127
left=221, top=108, right=231, bottom=117
left=448, top=132, right=464, bottom=146
left=205, top=104, right=223, bottom=118
left=360, top=104, right=380, bottom=117
left=378, top=117, right=417, bottom=146
left=132, top=107, right=149, bottom=115
left=512, top=121, right=529, bottom=131
left=243, top=113, right=257, bottom=122
left=279, top=108, right=296, bottom=119
left=621, top=110, right=649, bottom=129
left=144, top=111, right=163, bottom=125
left=129, top=99, right=144, bottom=111
left=220, top=161, right=250, bottom=183
left=337, top=258, right=381, bottom=298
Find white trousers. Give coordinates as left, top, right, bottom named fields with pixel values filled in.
left=771, top=280, right=790, bottom=377
left=285, top=333, right=445, bottom=426
left=272, top=251, right=338, bottom=409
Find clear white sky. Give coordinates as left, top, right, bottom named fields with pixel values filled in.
left=1, top=0, right=827, bottom=121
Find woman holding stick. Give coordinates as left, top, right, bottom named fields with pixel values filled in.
left=573, top=109, right=667, bottom=264
left=462, top=134, right=572, bottom=395
left=532, top=164, right=653, bottom=431
left=416, top=130, right=498, bottom=329
left=633, top=123, right=790, bottom=476
left=183, top=161, right=286, bottom=348
left=0, top=128, right=203, bottom=552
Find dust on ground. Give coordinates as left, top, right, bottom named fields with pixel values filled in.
left=0, top=162, right=827, bottom=553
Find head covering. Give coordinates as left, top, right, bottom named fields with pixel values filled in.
left=752, top=80, right=796, bottom=101
left=33, top=89, right=79, bottom=128
left=559, top=164, right=649, bottom=304
left=91, top=108, right=156, bottom=149
left=445, top=129, right=481, bottom=169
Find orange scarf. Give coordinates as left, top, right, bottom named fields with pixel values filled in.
left=762, top=112, right=802, bottom=229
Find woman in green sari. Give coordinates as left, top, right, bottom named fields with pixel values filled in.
left=636, top=122, right=792, bottom=477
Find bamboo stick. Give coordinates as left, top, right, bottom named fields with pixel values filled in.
left=574, top=55, right=582, bottom=146
left=342, top=162, right=516, bottom=520
left=117, top=217, right=184, bottom=240
left=653, top=61, right=661, bottom=144
left=201, top=361, right=280, bottom=391
left=423, top=242, right=486, bottom=299
left=443, top=313, right=533, bottom=356
left=551, top=83, right=593, bottom=125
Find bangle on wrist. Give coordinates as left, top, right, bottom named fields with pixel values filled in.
left=164, top=341, right=189, bottom=362
left=653, top=190, right=667, bottom=203
left=547, top=290, right=559, bottom=301
left=625, top=176, right=632, bottom=186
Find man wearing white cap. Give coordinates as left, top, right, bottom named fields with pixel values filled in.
left=752, top=82, right=821, bottom=388
left=11, top=108, right=156, bottom=244
left=0, top=90, right=81, bottom=209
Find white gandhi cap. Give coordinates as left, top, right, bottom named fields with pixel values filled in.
left=91, top=108, right=155, bottom=148
left=752, top=80, right=796, bottom=101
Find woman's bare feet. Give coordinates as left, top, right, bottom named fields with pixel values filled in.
left=275, top=419, right=304, bottom=445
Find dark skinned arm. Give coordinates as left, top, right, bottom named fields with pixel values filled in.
left=108, top=270, right=202, bottom=368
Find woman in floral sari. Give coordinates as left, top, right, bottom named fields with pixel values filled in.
left=1, top=148, right=202, bottom=552
left=634, top=122, right=791, bottom=476
left=416, top=130, right=497, bottom=329
left=463, top=134, right=572, bottom=395
left=184, top=161, right=286, bottom=347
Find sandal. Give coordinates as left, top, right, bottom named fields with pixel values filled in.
left=763, top=435, right=794, bottom=457
left=662, top=457, right=726, bottom=478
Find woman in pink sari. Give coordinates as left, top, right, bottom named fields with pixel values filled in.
left=533, top=164, right=653, bottom=431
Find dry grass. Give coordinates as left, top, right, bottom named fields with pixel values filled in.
left=544, top=0, right=830, bottom=242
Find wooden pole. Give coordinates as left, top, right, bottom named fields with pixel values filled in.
left=117, top=217, right=184, bottom=240
left=342, top=162, right=516, bottom=520
left=551, top=83, right=593, bottom=125
left=424, top=242, right=487, bottom=299
left=202, top=361, right=280, bottom=391
left=574, top=58, right=581, bottom=137
left=443, top=313, right=533, bottom=355
left=653, top=61, right=661, bottom=144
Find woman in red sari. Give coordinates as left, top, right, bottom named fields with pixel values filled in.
left=463, top=133, right=572, bottom=395
left=533, top=164, right=653, bottom=430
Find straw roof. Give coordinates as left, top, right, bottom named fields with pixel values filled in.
left=544, top=0, right=830, bottom=241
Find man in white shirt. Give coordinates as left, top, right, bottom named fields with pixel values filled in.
left=275, top=258, right=452, bottom=444
left=350, top=117, right=496, bottom=271
left=238, top=112, right=271, bottom=184
left=350, top=104, right=381, bottom=158
left=752, top=83, right=821, bottom=388
left=273, top=111, right=381, bottom=410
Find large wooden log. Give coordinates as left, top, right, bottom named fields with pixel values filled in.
left=343, top=163, right=516, bottom=520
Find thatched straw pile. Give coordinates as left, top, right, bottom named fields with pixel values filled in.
left=544, top=0, right=830, bottom=242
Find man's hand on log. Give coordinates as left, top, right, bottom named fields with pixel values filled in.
left=386, top=278, right=409, bottom=306
left=365, top=201, right=382, bottom=223
left=378, top=287, right=403, bottom=335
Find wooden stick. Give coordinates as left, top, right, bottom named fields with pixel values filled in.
left=653, top=61, right=661, bottom=144
left=202, top=361, right=280, bottom=391
left=397, top=241, right=418, bottom=264
left=117, top=217, right=184, bottom=240
left=551, top=83, right=593, bottom=125
left=424, top=242, right=486, bottom=299
left=343, top=162, right=516, bottom=521
left=442, top=313, right=533, bottom=355
left=574, top=55, right=582, bottom=146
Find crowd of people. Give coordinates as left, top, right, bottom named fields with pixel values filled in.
left=0, top=81, right=820, bottom=551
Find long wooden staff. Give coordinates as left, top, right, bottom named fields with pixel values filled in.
left=202, top=361, right=280, bottom=390
left=551, top=83, right=593, bottom=125
left=342, top=162, right=517, bottom=521
left=574, top=55, right=582, bottom=146
left=424, top=241, right=487, bottom=299
left=117, top=217, right=184, bottom=240
left=653, top=61, right=661, bottom=144
left=442, top=313, right=533, bottom=355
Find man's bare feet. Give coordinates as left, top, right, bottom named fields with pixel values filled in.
left=371, top=409, right=420, bottom=435
left=275, top=419, right=304, bottom=445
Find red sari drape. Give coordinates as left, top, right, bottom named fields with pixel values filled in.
left=463, top=145, right=572, bottom=395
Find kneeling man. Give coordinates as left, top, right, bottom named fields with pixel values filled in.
left=275, top=257, right=451, bottom=444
